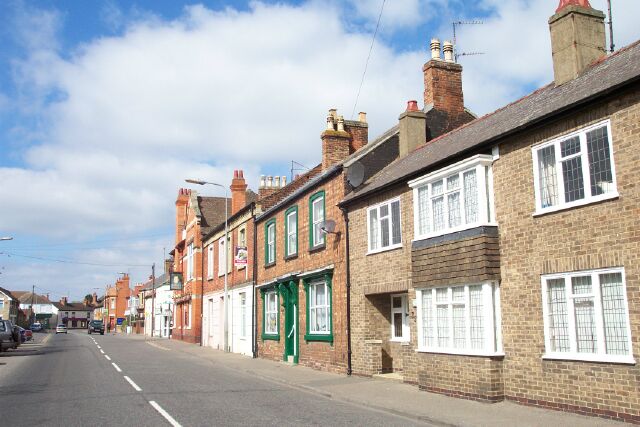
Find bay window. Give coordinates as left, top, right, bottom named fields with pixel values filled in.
left=416, top=282, right=502, bottom=356
left=533, top=120, right=617, bottom=214
left=410, top=155, right=494, bottom=240
left=541, top=268, right=633, bottom=363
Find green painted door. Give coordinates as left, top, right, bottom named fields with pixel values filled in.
left=279, top=280, right=299, bottom=364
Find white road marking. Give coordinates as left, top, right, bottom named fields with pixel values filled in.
left=97, top=345, right=101, bottom=349
left=146, top=341, right=170, bottom=351
left=112, top=363, right=122, bottom=373
left=100, top=349, right=105, bottom=354
left=149, top=401, right=181, bottom=427
left=105, top=355, right=111, bottom=361
left=124, top=376, right=142, bottom=392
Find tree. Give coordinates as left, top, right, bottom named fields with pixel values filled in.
left=84, top=294, right=93, bottom=305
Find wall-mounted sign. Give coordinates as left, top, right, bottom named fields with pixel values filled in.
left=235, top=246, right=248, bottom=266
left=116, top=318, right=124, bottom=325
left=170, top=272, right=183, bottom=290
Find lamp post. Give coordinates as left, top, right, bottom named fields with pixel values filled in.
left=0, top=237, right=13, bottom=241
left=185, top=178, right=229, bottom=352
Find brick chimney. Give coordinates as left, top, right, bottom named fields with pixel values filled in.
left=175, top=188, right=191, bottom=244
left=60, top=296, right=68, bottom=306
left=399, top=100, right=427, bottom=158
left=258, top=174, right=287, bottom=199
left=321, top=109, right=351, bottom=170
left=344, top=112, right=368, bottom=153
left=230, top=170, right=248, bottom=215
left=164, top=258, right=173, bottom=275
left=549, top=0, right=606, bottom=86
left=423, top=38, right=467, bottom=135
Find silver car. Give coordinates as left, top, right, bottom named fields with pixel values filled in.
left=55, top=324, right=68, bottom=334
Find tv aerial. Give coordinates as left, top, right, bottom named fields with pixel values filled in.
left=452, top=20, right=485, bottom=62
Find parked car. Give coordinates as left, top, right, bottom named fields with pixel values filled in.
left=30, top=322, right=43, bottom=332
left=55, top=324, right=67, bottom=334
left=87, top=320, right=104, bottom=335
left=0, top=320, right=19, bottom=352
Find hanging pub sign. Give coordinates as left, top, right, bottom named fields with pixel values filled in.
left=169, top=272, right=184, bottom=290
left=234, top=246, right=248, bottom=266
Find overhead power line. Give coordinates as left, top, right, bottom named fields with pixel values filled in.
left=351, top=0, right=386, bottom=119
left=0, top=252, right=150, bottom=268
left=8, top=232, right=171, bottom=250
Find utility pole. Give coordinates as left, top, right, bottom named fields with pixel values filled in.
left=30, top=285, right=35, bottom=325
left=151, top=263, right=156, bottom=337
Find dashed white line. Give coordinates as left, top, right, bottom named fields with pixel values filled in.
left=97, top=345, right=101, bottom=349
left=112, top=362, right=122, bottom=373
left=149, top=401, right=181, bottom=427
left=124, top=376, right=142, bottom=392
left=100, top=349, right=105, bottom=354
left=104, top=355, right=111, bottom=361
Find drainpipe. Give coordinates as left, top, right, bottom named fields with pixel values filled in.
left=340, top=207, right=352, bottom=376
left=252, top=203, right=258, bottom=358
left=200, top=237, right=205, bottom=347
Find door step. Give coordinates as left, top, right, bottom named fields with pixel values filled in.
left=372, top=372, right=404, bottom=382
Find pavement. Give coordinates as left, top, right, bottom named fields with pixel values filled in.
left=116, top=333, right=625, bottom=427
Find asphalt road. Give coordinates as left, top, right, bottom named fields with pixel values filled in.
left=0, top=330, right=429, bottom=426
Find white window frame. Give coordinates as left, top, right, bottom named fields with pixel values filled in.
left=286, top=209, right=297, bottom=257
left=416, top=282, right=503, bottom=356
left=186, top=243, right=194, bottom=281
left=308, top=279, right=330, bottom=335
left=311, top=195, right=325, bottom=248
left=218, top=237, right=225, bottom=277
left=390, top=294, right=410, bottom=342
left=409, top=155, right=495, bottom=241
left=264, top=290, right=278, bottom=335
left=541, top=267, right=634, bottom=364
left=207, top=245, right=214, bottom=279
left=266, top=222, right=275, bottom=264
left=367, top=197, right=402, bottom=254
left=110, top=299, right=115, bottom=309
left=532, top=120, right=618, bottom=216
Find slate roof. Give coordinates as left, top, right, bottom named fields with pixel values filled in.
left=197, top=196, right=232, bottom=237
left=53, top=302, right=93, bottom=311
left=0, top=287, right=17, bottom=301
left=141, top=273, right=168, bottom=291
left=13, top=292, right=54, bottom=305
left=341, top=40, right=640, bottom=205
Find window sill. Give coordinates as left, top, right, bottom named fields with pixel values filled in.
left=308, top=244, right=326, bottom=254
left=416, top=348, right=505, bottom=358
left=413, top=222, right=498, bottom=242
left=284, top=254, right=298, bottom=261
left=390, top=338, right=410, bottom=343
left=542, top=353, right=635, bottom=365
left=262, top=333, right=280, bottom=341
left=533, top=192, right=619, bottom=217
left=367, top=244, right=402, bottom=256
left=264, top=262, right=276, bottom=269
left=305, top=333, right=333, bottom=343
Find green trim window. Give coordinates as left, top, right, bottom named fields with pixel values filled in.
left=309, top=191, right=325, bottom=249
left=304, top=271, right=333, bottom=342
left=285, top=206, right=298, bottom=257
left=261, top=288, right=280, bottom=340
left=265, top=219, right=276, bottom=265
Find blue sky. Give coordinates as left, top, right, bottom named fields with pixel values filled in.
left=0, top=0, right=638, bottom=301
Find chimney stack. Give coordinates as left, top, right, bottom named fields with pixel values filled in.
left=549, top=0, right=606, bottom=86
left=230, top=169, right=248, bottom=215
left=399, top=100, right=427, bottom=158
left=258, top=174, right=286, bottom=199
left=321, top=108, right=368, bottom=170
left=175, top=188, right=191, bottom=244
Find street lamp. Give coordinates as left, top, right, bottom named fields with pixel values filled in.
left=185, top=178, right=229, bottom=352
left=0, top=237, right=13, bottom=241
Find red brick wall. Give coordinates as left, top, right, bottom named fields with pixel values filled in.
left=256, top=173, right=349, bottom=373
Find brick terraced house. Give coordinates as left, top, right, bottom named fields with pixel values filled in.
left=171, top=188, right=230, bottom=344
left=105, top=275, right=132, bottom=332
left=340, top=1, right=640, bottom=422
left=201, top=170, right=258, bottom=356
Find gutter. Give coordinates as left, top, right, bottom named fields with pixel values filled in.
left=341, top=207, right=352, bottom=376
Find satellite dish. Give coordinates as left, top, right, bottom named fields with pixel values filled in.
left=346, top=161, right=365, bottom=188
left=321, top=219, right=337, bottom=234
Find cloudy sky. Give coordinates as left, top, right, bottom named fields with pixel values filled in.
left=0, top=0, right=638, bottom=301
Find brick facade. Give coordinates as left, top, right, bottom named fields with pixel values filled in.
left=493, top=85, right=640, bottom=422
left=256, top=172, right=350, bottom=373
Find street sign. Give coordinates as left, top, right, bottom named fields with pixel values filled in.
left=116, top=318, right=124, bottom=325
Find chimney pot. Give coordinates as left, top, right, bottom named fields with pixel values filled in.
left=337, top=115, right=345, bottom=132
left=430, top=38, right=441, bottom=60
left=443, top=41, right=454, bottom=62
left=326, top=114, right=335, bottom=130
left=239, top=170, right=244, bottom=178
left=274, top=176, right=280, bottom=188
left=406, top=100, right=419, bottom=112
left=234, top=170, right=238, bottom=178
left=267, top=176, right=273, bottom=188
left=329, top=108, right=337, bottom=119
left=259, top=175, right=265, bottom=188
left=556, top=0, right=592, bottom=13
left=358, top=112, right=367, bottom=122
left=281, top=176, right=287, bottom=187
